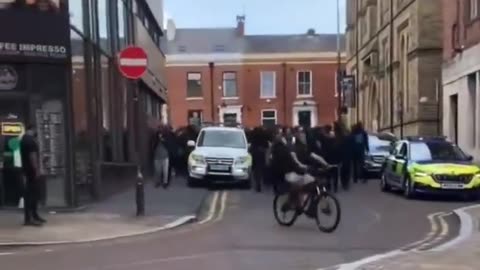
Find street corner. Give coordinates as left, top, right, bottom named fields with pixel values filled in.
left=0, top=210, right=198, bottom=247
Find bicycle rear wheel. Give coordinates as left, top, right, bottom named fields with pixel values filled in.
left=314, top=191, right=341, bottom=233
left=273, top=193, right=299, bottom=226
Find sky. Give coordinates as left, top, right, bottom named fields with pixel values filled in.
left=164, top=0, right=346, bottom=35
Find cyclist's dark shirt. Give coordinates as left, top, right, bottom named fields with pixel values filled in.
left=272, top=140, right=297, bottom=175
left=292, top=141, right=310, bottom=165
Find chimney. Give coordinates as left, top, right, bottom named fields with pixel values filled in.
left=306, top=28, right=316, bottom=35
left=166, top=19, right=176, bottom=41
left=236, top=15, right=245, bottom=36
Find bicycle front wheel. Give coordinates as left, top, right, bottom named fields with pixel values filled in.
left=315, top=191, right=341, bottom=233
left=273, top=193, right=298, bottom=227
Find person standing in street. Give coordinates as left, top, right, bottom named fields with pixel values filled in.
left=153, top=127, right=170, bottom=188
left=334, top=121, right=352, bottom=190
left=250, top=126, right=269, bottom=192
left=20, top=124, right=45, bottom=226
left=351, top=122, right=369, bottom=184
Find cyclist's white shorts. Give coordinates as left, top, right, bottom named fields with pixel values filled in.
left=285, top=172, right=315, bottom=185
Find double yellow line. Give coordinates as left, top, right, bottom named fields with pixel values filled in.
left=198, top=191, right=229, bottom=225
left=401, top=211, right=451, bottom=251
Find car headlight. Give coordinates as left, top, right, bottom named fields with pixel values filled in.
left=190, top=154, right=205, bottom=164
left=235, top=156, right=249, bottom=165
left=414, top=171, right=429, bottom=177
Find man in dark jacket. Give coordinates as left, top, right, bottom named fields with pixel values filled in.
left=351, top=122, right=369, bottom=183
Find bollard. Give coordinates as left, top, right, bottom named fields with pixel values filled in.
left=135, top=166, right=145, bottom=216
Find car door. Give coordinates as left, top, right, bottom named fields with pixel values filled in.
left=392, top=143, right=408, bottom=186
left=384, top=141, right=402, bottom=183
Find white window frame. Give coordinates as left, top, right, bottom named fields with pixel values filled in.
left=297, top=70, right=313, bottom=97
left=186, top=72, right=203, bottom=99
left=260, top=71, right=276, bottom=98
left=471, top=0, right=478, bottom=20
left=261, top=109, right=277, bottom=126
left=222, top=72, right=238, bottom=99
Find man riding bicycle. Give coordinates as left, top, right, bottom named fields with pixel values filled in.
left=272, top=127, right=332, bottom=212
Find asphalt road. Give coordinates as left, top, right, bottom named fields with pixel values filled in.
left=0, top=180, right=473, bottom=270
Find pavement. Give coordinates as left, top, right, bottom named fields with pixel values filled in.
left=0, top=181, right=473, bottom=270
left=0, top=177, right=209, bottom=245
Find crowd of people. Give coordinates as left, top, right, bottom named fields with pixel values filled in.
left=150, top=121, right=370, bottom=194
left=247, top=121, right=370, bottom=194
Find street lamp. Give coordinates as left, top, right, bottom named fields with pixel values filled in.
left=336, top=0, right=343, bottom=122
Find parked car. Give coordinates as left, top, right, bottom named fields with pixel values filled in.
left=381, top=136, right=480, bottom=200
left=187, top=126, right=252, bottom=188
left=364, top=133, right=396, bottom=177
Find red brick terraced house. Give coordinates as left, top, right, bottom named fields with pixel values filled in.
left=165, top=17, right=346, bottom=129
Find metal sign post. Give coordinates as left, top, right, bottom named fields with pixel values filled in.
left=118, top=46, right=148, bottom=217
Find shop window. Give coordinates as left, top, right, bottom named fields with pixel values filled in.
left=100, top=54, right=112, bottom=161
left=117, top=0, right=127, bottom=49
left=187, top=73, right=202, bottom=98
left=97, top=0, right=110, bottom=53
left=69, top=0, right=84, bottom=32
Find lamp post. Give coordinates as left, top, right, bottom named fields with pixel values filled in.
left=336, top=0, right=343, bottom=122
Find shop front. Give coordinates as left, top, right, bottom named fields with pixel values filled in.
left=0, top=2, right=73, bottom=207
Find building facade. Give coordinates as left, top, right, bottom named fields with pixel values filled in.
left=165, top=17, right=345, bottom=129
left=0, top=0, right=167, bottom=208
left=442, top=0, right=480, bottom=161
left=345, top=0, right=442, bottom=136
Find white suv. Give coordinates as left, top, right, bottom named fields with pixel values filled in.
left=187, top=126, right=252, bottom=187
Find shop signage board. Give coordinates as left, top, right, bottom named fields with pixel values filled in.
left=1, top=122, right=23, bottom=136
left=118, top=47, right=148, bottom=80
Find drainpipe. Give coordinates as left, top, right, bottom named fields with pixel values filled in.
left=355, top=0, right=360, bottom=124
left=336, top=0, right=343, bottom=122
left=389, top=0, right=394, bottom=133
left=282, top=62, right=287, bottom=125
left=209, top=62, right=215, bottom=122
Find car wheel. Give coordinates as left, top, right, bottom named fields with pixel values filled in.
left=380, top=173, right=390, bottom=192
left=403, top=176, right=415, bottom=199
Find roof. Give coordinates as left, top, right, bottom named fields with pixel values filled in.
left=167, top=28, right=244, bottom=54
left=166, top=28, right=345, bottom=54
left=244, top=34, right=345, bottom=53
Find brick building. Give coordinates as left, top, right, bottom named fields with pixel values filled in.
left=442, top=0, right=480, bottom=161
left=165, top=17, right=345, bottom=129
left=344, top=0, right=442, bottom=136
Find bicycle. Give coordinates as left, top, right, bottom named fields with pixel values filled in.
left=273, top=166, right=341, bottom=233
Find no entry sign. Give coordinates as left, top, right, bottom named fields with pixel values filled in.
left=118, top=46, right=148, bottom=80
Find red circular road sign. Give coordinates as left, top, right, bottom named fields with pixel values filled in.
left=118, top=46, right=148, bottom=80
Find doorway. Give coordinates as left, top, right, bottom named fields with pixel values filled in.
left=298, top=111, right=312, bottom=128
left=450, top=94, right=458, bottom=144
left=0, top=98, right=28, bottom=207
left=223, top=113, right=237, bottom=126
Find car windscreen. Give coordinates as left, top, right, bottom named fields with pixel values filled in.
left=368, top=136, right=391, bottom=153
left=410, top=141, right=468, bottom=162
left=197, top=130, right=247, bottom=149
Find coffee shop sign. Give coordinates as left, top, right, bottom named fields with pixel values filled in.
left=0, top=42, right=67, bottom=59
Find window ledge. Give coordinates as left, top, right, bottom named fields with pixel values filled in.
left=296, top=94, right=313, bottom=98
left=222, top=97, right=239, bottom=100
left=186, top=97, right=203, bottom=101
left=260, top=96, right=276, bottom=99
